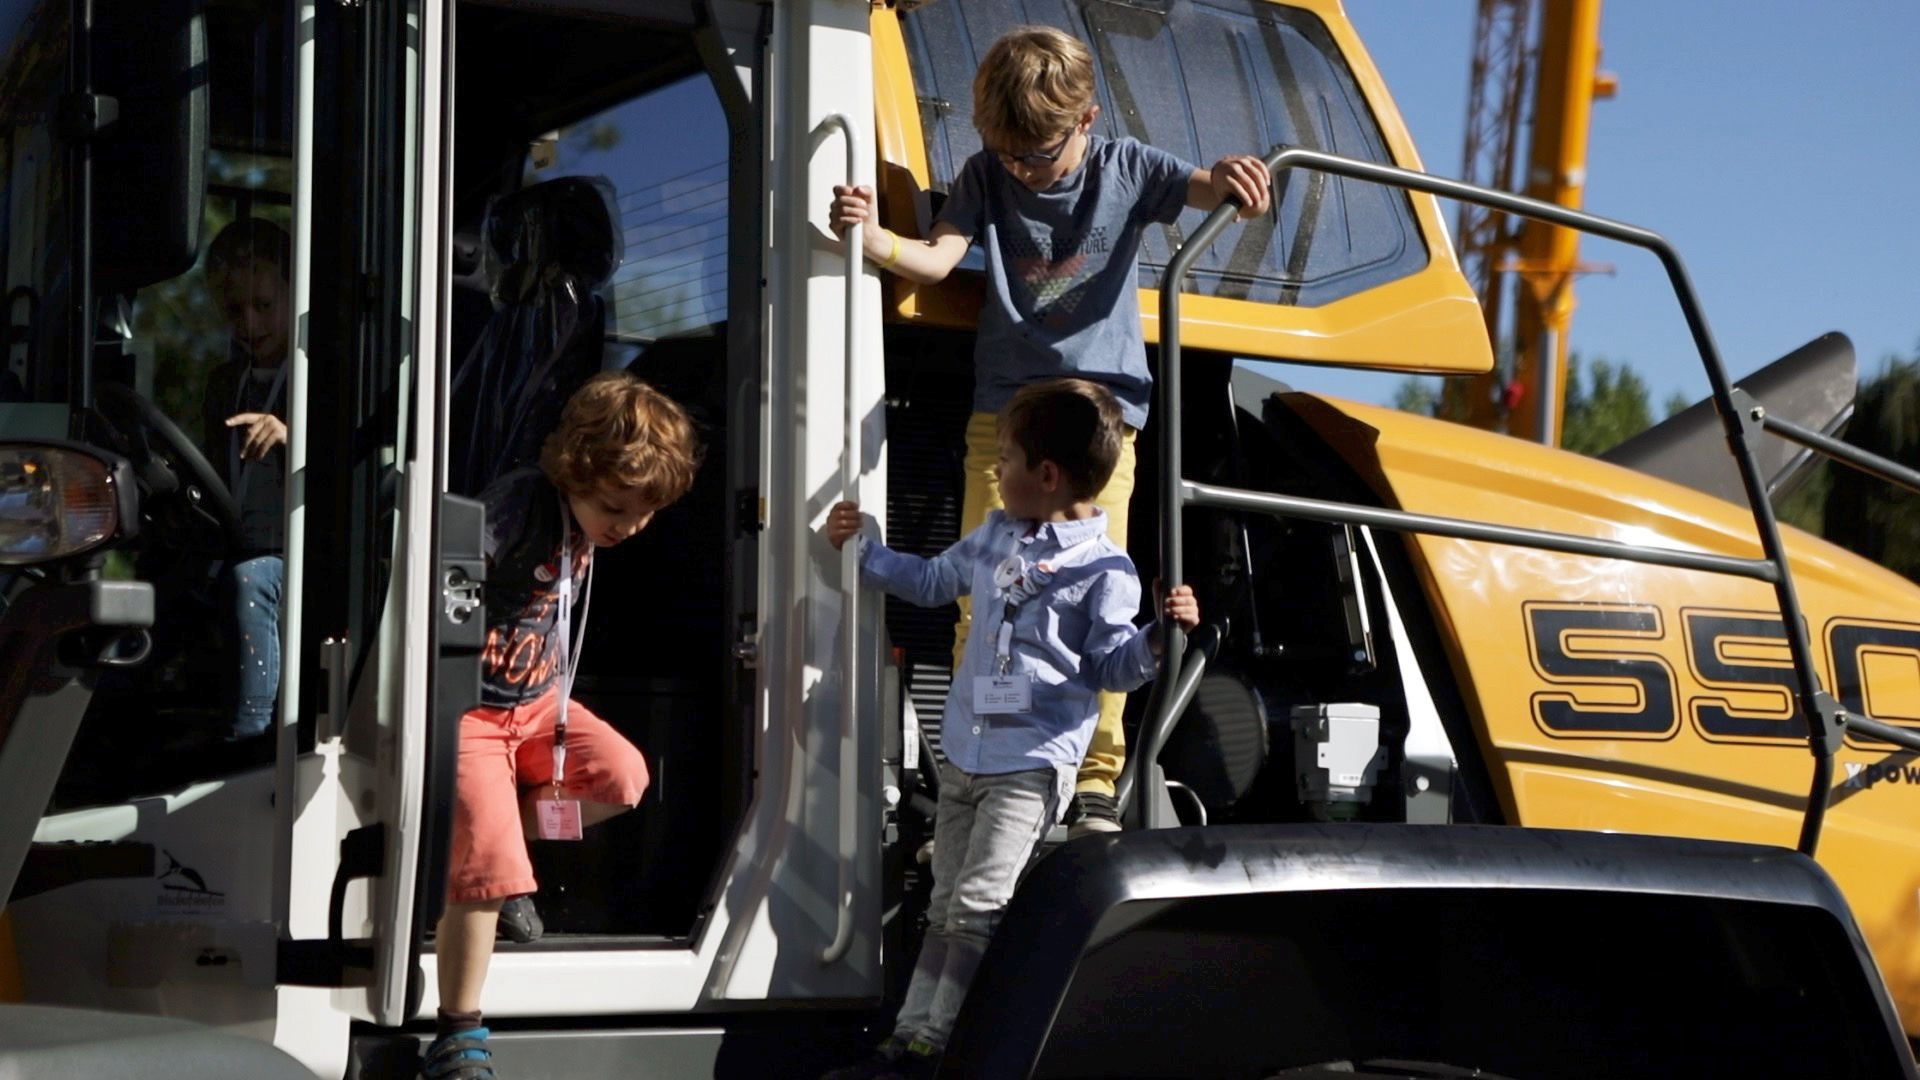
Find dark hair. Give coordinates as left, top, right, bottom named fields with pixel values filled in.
left=999, top=377, right=1124, bottom=501
left=205, top=218, right=291, bottom=300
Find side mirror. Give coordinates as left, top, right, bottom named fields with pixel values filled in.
left=89, top=0, right=208, bottom=296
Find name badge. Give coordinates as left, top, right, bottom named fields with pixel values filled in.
left=535, top=797, right=585, bottom=841
left=973, top=674, right=1032, bottom=714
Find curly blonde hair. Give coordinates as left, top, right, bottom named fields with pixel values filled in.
left=540, top=371, right=701, bottom=506
left=973, top=25, right=1096, bottom=151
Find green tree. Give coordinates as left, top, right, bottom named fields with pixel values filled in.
left=1394, top=352, right=1663, bottom=457
left=1822, top=357, right=1920, bottom=581
left=1560, top=353, right=1654, bottom=456
left=1391, top=376, right=1440, bottom=417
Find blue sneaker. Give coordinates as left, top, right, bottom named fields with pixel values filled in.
left=421, top=1026, right=496, bottom=1079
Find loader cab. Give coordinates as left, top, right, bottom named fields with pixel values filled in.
left=2, top=0, right=827, bottom=1056
left=1, top=0, right=1515, bottom=1071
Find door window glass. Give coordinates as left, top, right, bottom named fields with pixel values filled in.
left=53, top=0, right=296, bottom=806
left=0, top=0, right=69, bottom=411
left=529, top=73, right=730, bottom=349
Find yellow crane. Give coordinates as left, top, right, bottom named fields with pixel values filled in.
left=1444, top=0, right=1616, bottom=444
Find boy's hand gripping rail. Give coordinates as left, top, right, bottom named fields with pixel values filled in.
left=1147, top=144, right=1847, bottom=856
left=815, top=112, right=862, bottom=965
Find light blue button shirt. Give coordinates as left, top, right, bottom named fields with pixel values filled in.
left=858, top=509, right=1159, bottom=776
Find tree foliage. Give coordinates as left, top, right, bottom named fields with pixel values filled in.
left=1390, top=376, right=1440, bottom=417
left=1391, top=351, right=1663, bottom=458
left=1821, top=357, right=1920, bottom=581
left=1559, top=354, right=1654, bottom=456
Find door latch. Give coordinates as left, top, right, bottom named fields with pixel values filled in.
left=443, top=566, right=482, bottom=626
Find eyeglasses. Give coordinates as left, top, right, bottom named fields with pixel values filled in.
left=992, top=129, right=1076, bottom=169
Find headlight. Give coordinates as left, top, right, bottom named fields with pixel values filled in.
left=0, top=442, right=137, bottom=567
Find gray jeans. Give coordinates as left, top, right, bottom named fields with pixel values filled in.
left=892, top=761, right=1070, bottom=1051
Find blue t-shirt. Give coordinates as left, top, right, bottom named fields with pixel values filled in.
left=934, top=134, right=1194, bottom=430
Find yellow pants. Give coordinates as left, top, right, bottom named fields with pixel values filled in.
left=954, top=411, right=1135, bottom=797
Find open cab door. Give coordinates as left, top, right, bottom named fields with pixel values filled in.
left=270, top=0, right=456, bottom=1057
left=280, top=0, right=895, bottom=1069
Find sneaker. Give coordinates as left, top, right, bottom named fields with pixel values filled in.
left=497, top=895, right=543, bottom=943
left=1066, top=791, right=1122, bottom=839
left=421, top=1026, right=496, bottom=1079
left=821, top=1035, right=910, bottom=1080
left=886, top=1040, right=941, bottom=1080
left=906, top=1055, right=942, bottom=1079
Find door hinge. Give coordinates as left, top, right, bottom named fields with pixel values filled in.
left=734, top=488, right=764, bottom=534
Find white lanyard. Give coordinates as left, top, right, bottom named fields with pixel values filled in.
left=991, top=531, right=1099, bottom=674
left=552, top=493, right=594, bottom=783
left=228, top=361, right=288, bottom=507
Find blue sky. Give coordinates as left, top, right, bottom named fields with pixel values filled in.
left=1257, top=0, right=1920, bottom=413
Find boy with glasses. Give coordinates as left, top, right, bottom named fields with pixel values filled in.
left=828, top=24, right=1268, bottom=835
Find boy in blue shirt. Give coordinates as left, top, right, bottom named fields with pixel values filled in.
left=822, top=378, right=1199, bottom=1078
left=830, top=23, right=1267, bottom=833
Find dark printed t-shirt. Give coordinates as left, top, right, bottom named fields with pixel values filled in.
left=478, top=468, right=591, bottom=706
left=934, top=134, right=1194, bottom=429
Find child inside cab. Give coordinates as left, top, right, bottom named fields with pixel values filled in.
left=425, top=371, right=701, bottom=1080
left=200, top=218, right=294, bottom=744
left=821, top=378, right=1200, bottom=1078
left=829, top=24, right=1268, bottom=835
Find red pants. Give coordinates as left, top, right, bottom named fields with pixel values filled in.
left=445, top=687, right=649, bottom=904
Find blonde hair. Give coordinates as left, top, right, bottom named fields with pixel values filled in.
left=973, top=25, right=1096, bottom=150
left=1000, top=377, right=1124, bottom=501
left=540, top=371, right=702, bottom=506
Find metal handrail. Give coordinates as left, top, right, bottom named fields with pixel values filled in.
left=814, top=112, right=862, bottom=965
left=1756, top=400, right=1920, bottom=499
left=1146, top=144, right=1862, bottom=857
left=1184, top=481, right=1782, bottom=582
left=1115, top=624, right=1219, bottom=819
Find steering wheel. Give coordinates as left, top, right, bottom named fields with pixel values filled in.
left=94, top=381, right=242, bottom=548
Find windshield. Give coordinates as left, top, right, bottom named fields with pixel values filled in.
left=903, top=0, right=1427, bottom=307
left=0, top=0, right=302, bottom=806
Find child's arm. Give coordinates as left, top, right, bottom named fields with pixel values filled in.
left=1185, top=154, right=1273, bottom=219
left=828, top=185, right=972, bottom=286
left=1083, top=578, right=1203, bottom=692
left=826, top=499, right=975, bottom=607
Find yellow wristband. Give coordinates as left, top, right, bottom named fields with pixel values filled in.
left=877, top=230, right=901, bottom=269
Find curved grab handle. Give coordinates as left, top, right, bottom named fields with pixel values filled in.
left=815, top=111, right=863, bottom=966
